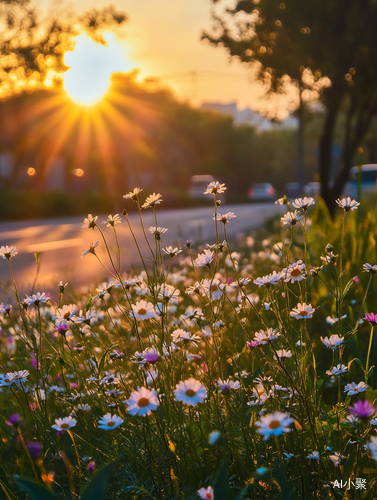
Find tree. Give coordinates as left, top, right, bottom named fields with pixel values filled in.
left=0, top=1, right=128, bottom=99
left=202, top=0, right=377, bottom=215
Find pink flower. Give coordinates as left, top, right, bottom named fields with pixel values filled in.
left=349, top=400, right=375, bottom=419
left=365, top=313, right=377, bottom=325
left=246, top=340, right=259, bottom=349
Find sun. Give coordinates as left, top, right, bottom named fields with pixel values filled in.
left=63, top=33, right=130, bottom=106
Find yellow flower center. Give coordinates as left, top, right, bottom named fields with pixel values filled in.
left=60, top=423, right=69, bottom=429
left=138, top=397, right=150, bottom=408
left=64, top=312, right=70, bottom=319
left=268, top=420, right=281, bottom=429
left=257, top=387, right=265, bottom=396
left=291, top=268, right=301, bottom=277
left=185, top=389, right=196, bottom=398
left=206, top=494, right=212, bottom=499
left=138, top=308, right=147, bottom=316
left=300, top=310, right=308, bottom=316
left=107, top=421, right=115, bottom=427
left=211, top=285, right=219, bottom=292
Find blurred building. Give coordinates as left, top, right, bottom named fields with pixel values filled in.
left=201, top=101, right=298, bottom=130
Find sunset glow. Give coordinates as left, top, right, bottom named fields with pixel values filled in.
left=63, top=33, right=131, bottom=106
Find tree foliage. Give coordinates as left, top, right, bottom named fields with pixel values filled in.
left=203, top=0, right=377, bottom=214
left=0, top=0, right=128, bottom=99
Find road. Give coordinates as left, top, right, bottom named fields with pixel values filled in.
left=0, top=203, right=284, bottom=298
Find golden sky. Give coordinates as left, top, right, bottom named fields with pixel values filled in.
left=64, top=0, right=293, bottom=117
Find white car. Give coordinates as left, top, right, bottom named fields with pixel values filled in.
left=248, top=183, right=275, bottom=201
left=303, top=182, right=320, bottom=197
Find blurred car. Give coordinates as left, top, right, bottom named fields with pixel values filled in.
left=304, top=182, right=320, bottom=197
left=285, top=182, right=301, bottom=199
left=248, top=183, right=276, bottom=201
left=343, top=164, right=377, bottom=198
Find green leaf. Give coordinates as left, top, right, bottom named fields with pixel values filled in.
left=340, top=277, right=354, bottom=301
left=273, top=463, right=297, bottom=500
left=348, top=358, right=365, bottom=372
left=98, top=344, right=116, bottom=375
left=0, top=464, right=12, bottom=492
left=85, top=297, right=93, bottom=312
left=213, top=460, right=234, bottom=500
left=79, top=460, right=118, bottom=500
left=15, top=476, right=58, bottom=500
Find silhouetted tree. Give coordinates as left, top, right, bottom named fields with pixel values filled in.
left=203, top=0, right=377, bottom=214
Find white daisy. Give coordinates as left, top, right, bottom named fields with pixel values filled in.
left=363, top=263, right=377, bottom=274
left=255, top=411, right=293, bottom=440
left=10, top=370, right=30, bottom=384
left=148, top=227, right=168, bottom=239
left=200, top=278, right=225, bottom=301
left=329, top=452, right=343, bottom=466
left=97, top=413, right=124, bottom=430
left=158, top=284, right=180, bottom=303
left=24, top=292, right=50, bottom=306
left=76, top=404, right=91, bottom=411
left=214, top=212, right=236, bottom=223
left=54, top=304, right=77, bottom=325
left=71, top=309, right=96, bottom=324
left=290, top=303, right=315, bottom=319
left=321, top=335, right=344, bottom=349
left=81, top=241, right=99, bottom=257
left=174, top=378, right=207, bottom=406
left=194, top=249, right=214, bottom=267
left=280, top=210, right=303, bottom=226
left=52, top=416, right=77, bottom=431
left=142, top=193, right=162, bottom=209
left=0, top=246, right=18, bottom=259
left=81, top=214, right=98, bottom=229
left=283, top=260, right=306, bottom=283
left=344, top=381, right=368, bottom=395
left=369, top=436, right=377, bottom=460
left=326, top=315, right=347, bottom=325
left=274, top=349, right=292, bottom=360
left=123, top=187, right=143, bottom=201
left=130, top=300, right=156, bottom=320
left=335, top=197, right=360, bottom=211
left=292, top=197, right=315, bottom=211
left=254, top=328, right=280, bottom=345
left=307, top=451, right=320, bottom=459
left=326, top=364, right=348, bottom=377
left=204, top=181, right=226, bottom=195
left=126, top=387, right=159, bottom=416
left=198, top=486, right=214, bottom=500
left=171, top=329, right=201, bottom=346
left=163, top=246, right=182, bottom=257
left=102, top=214, right=122, bottom=227
left=253, top=271, right=281, bottom=287
left=217, top=379, right=240, bottom=394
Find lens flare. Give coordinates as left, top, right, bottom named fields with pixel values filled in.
left=63, top=33, right=130, bottom=106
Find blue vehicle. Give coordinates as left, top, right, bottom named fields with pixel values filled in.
left=343, top=164, right=377, bottom=198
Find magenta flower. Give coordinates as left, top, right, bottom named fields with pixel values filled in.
left=87, top=461, right=96, bottom=473
left=144, top=352, right=160, bottom=364
left=246, top=340, right=259, bottom=350
left=56, top=324, right=69, bottom=335
left=5, top=413, right=22, bottom=426
left=365, top=313, right=377, bottom=325
left=349, top=400, right=375, bottom=419
left=27, top=441, right=43, bottom=460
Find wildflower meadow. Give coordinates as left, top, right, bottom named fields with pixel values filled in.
left=1, top=181, right=377, bottom=499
